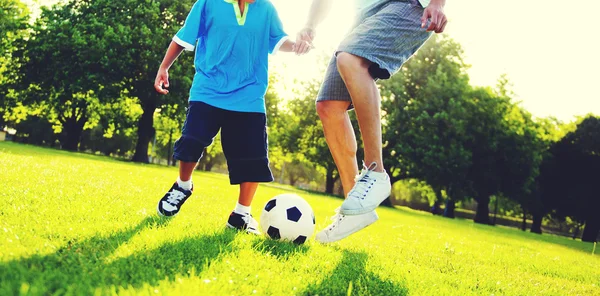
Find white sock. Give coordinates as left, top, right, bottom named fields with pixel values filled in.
left=177, top=177, right=193, bottom=190
left=234, top=203, right=251, bottom=216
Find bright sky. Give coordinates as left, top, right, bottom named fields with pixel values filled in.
left=26, top=0, right=600, bottom=122
left=271, top=0, right=600, bottom=122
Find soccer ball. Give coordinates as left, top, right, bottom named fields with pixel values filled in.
left=260, top=193, right=316, bottom=244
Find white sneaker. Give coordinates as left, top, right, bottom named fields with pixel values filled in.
left=340, top=162, right=392, bottom=215
left=315, top=208, right=379, bottom=244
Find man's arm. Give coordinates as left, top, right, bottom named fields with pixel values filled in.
left=295, top=0, right=334, bottom=54
left=421, top=0, right=447, bottom=33
left=154, top=41, right=185, bottom=95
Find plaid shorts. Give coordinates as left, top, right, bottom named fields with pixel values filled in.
left=317, top=0, right=432, bottom=104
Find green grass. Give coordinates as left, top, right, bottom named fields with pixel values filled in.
left=1, top=141, right=599, bottom=295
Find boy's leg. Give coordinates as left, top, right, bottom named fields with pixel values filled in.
left=179, top=161, right=197, bottom=182
left=238, top=182, right=259, bottom=207
left=221, top=109, right=273, bottom=234
left=157, top=102, right=222, bottom=217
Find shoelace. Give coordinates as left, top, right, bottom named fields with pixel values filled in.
left=166, top=190, right=186, bottom=205
left=325, top=208, right=345, bottom=231
left=242, top=214, right=258, bottom=230
left=347, top=162, right=378, bottom=200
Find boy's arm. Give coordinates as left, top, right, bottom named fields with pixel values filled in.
left=154, top=41, right=185, bottom=95
left=278, top=39, right=313, bottom=55
left=278, top=39, right=295, bottom=52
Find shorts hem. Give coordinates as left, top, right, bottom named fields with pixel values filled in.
left=172, top=153, right=200, bottom=163
left=229, top=177, right=274, bottom=185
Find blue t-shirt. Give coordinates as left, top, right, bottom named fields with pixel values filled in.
left=173, top=0, right=288, bottom=113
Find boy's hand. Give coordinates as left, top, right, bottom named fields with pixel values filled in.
left=294, top=40, right=314, bottom=55
left=295, top=27, right=315, bottom=55
left=154, top=69, right=170, bottom=94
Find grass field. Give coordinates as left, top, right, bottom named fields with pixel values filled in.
left=1, top=142, right=599, bottom=295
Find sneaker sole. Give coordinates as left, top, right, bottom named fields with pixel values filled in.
left=316, top=212, right=379, bottom=244
left=339, top=190, right=391, bottom=215
left=156, top=204, right=176, bottom=217
left=226, top=223, right=261, bottom=235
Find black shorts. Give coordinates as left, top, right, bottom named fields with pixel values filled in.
left=173, top=101, right=273, bottom=185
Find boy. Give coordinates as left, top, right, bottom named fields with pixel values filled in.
left=154, top=0, right=308, bottom=234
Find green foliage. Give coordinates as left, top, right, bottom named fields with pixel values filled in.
left=539, top=116, right=600, bottom=241
left=12, top=0, right=194, bottom=156
left=0, top=0, right=29, bottom=127
left=283, top=78, right=341, bottom=193
left=1, top=142, right=599, bottom=295
left=381, top=36, right=548, bottom=223
left=380, top=35, right=473, bottom=204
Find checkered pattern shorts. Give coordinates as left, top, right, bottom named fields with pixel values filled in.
left=317, top=0, right=432, bottom=105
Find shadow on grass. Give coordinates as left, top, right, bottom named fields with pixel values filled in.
left=0, top=216, right=239, bottom=294
left=301, top=250, right=408, bottom=296
left=251, top=238, right=310, bottom=259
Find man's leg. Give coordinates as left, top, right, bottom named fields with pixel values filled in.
left=314, top=57, right=381, bottom=244
left=316, top=100, right=358, bottom=197
left=335, top=52, right=384, bottom=173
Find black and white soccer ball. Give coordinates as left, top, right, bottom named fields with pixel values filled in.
left=260, top=193, right=316, bottom=244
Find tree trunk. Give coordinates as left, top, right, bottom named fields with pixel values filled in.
left=61, top=114, right=86, bottom=152
left=443, top=199, right=455, bottom=218
left=573, top=223, right=581, bottom=240
left=521, top=207, right=527, bottom=231
left=474, top=196, right=491, bottom=225
left=167, top=128, right=173, bottom=166
left=132, top=102, right=156, bottom=163
left=380, top=197, right=393, bottom=207
left=288, top=175, right=298, bottom=187
left=582, top=217, right=600, bottom=243
left=431, top=201, right=441, bottom=215
left=325, top=164, right=336, bottom=195
left=431, top=187, right=443, bottom=215
left=492, top=196, right=499, bottom=225
left=530, top=212, right=543, bottom=234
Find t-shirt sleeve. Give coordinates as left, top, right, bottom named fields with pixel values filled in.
left=173, top=0, right=206, bottom=51
left=268, top=5, right=288, bottom=55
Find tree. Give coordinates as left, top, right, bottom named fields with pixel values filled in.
left=283, top=79, right=344, bottom=194
left=18, top=0, right=194, bottom=157
left=0, top=0, right=29, bottom=128
left=540, top=116, right=600, bottom=242
left=77, top=0, right=195, bottom=162
left=464, top=81, right=545, bottom=226
left=380, top=35, right=473, bottom=217
left=17, top=1, right=106, bottom=150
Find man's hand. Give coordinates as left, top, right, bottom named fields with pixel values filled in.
left=295, top=27, right=316, bottom=55
left=421, top=2, right=447, bottom=33
left=154, top=68, right=169, bottom=95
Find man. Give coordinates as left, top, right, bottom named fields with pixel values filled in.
left=294, top=0, right=447, bottom=243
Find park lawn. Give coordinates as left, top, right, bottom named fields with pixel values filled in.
left=0, top=142, right=598, bottom=296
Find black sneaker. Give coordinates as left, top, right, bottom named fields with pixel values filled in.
left=157, top=183, right=193, bottom=217
left=226, top=212, right=261, bottom=235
